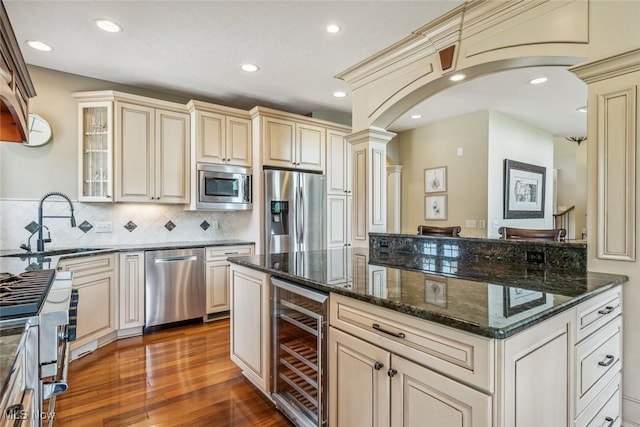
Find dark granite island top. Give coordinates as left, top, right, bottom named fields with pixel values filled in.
left=228, top=247, right=627, bottom=339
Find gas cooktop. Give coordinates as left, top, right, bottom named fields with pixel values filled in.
left=0, top=269, right=56, bottom=319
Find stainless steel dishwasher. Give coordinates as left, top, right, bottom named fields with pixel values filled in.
left=145, top=248, right=205, bottom=331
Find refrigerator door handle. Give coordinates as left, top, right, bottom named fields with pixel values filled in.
left=299, top=186, right=304, bottom=245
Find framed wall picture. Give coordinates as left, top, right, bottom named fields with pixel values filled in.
left=424, top=166, right=447, bottom=193
left=503, top=159, right=546, bottom=219
left=424, top=277, right=447, bottom=307
left=425, top=195, right=447, bottom=220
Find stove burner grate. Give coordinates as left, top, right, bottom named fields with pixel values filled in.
left=0, top=269, right=56, bottom=319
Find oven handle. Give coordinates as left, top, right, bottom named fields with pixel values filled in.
left=42, top=341, right=69, bottom=400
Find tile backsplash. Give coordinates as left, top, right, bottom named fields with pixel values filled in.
left=0, top=199, right=255, bottom=250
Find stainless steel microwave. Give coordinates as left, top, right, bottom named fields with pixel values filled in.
left=197, top=163, right=252, bottom=210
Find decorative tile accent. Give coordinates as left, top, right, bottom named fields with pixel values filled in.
left=124, top=221, right=137, bottom=232
left=200, top=220, right=210, bottom=231
left=164, top=221, right=176, bottom=231
left=78, top=221, right=93, bottom=233
left=25, top=221, right=39, bottom=234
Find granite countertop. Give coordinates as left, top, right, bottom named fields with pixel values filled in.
left=228, top=247, right=627, bottom=339
left=0, top=240, right=254, bottom=275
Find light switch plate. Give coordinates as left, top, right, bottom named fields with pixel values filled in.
left=465, top=219, right=477, bottom=228
left=211, top=220, right=219, bottom=230
left=95, top=221, right=113, bottom=233
left=478, top=220, right=486, bottom=228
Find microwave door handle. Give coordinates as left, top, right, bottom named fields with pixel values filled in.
left=245, top=176, right=251, bottom=203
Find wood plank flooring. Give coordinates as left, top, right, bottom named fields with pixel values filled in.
left=55, top=320, right=292, bottom=427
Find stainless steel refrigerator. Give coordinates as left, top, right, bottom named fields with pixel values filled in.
left=264, top=169, right=326, bottom=254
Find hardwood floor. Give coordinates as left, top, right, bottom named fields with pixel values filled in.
left=55, top=320, right=292, bottom=427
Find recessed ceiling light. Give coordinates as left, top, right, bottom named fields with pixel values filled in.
left=27, top=40, right=52, bottom=52
left=333, top=91, right=346, bottom=98
left=326, top=24, right=341, bottom=34
left=449, top=73, right=465, bottom=82
left=410, top=114, right=422, bottom=119
left=95, top=19, right=123, bottom=33
left=529, top=77, right=548, bottom=85
left=577, top=106, right=587, bottom=113
left=241, top=63, right=260, bottom=72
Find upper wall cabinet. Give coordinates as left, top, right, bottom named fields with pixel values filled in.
left=326, top=129, right=352, bottom=195
left=72, top=91, right=190, bottom=204
left=188, top=100, right=252, bottom=167
left=252, top=107, right=333, bottom=172
left=0, top=2, right=36, bottom=143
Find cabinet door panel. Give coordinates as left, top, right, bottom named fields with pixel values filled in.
left=155, top=109, right=190, bottom=203
left=329, top=327, right=390, bottom=427
left=227, top=116, right=252, bottom=166
left=206, top=262, right=230, bottom=313
left=391, top=355, right=491, bottom=427
left=296, top=123, right=325, bottom=171
left=264, top=117, right=295, bottom=167
left=327, top=130, right=347, bottom=194
left=119, top=252, right=145, bottom=329
left=196, top=110, right=225, bottom=163
left=327, top=195, right=347, bottom=248
left=74, top=273, right=115, bottom=342
left=116, top=102, right=154, bottom=202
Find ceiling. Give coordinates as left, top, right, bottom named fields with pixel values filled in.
left=4, top=0, right=586, bottom=136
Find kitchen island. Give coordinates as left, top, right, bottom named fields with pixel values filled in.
left=227, top=245, right=627, bottom=427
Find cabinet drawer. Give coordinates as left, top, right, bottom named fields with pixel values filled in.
left=575, top=316, right=622, bottom=416
left=206, top=245, right=253, bottom=262
left=330, top=293, right=494, bottom=392
left=575, top=373, right=621, bottom=427
left=575, top=286, right=622, bottom=342
left=57, top=254, right=116, bottom=278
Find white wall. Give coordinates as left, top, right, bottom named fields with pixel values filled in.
left=487, top=111, right=555, bottom=237
left=0, top=66, right=256, bottom=250
left=553, top=136, right=587, bottom=239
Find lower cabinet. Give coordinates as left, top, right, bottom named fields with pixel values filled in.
left=118, top=252, right=145, bottom=335
left=229, top=263, right=270, bottom=395
left=329, top=327, right=491, bottom=427
left=205, top=245, right=254, bottom=315
left=57, top=254, right=117, bottom=359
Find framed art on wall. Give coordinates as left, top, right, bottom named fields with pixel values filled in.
left=503, top=159, right=546, bottom=219
left=425, top=195, right=447, bottom=220
left=425, top=166, right=447, bottom=193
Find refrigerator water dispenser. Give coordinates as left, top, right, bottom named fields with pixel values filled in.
left=270, top=201, right=289, bottom=235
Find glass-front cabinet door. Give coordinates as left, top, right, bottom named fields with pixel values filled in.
left=78, top=101, right=113, bottom=201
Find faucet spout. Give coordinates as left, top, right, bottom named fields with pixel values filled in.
left=37, top=192, right=77, bottom=252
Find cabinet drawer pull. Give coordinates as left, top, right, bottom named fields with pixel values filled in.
left=373, top=362, right=384, bottom=371
left=604, top=416, right=614, bottom=427
left=224, top=251, right=239, bottom=255
left=372, top=323, right=406, bottom=339
left=598, top=306, right=615, bottom=315
left=598, top=354, right=615, bottom=367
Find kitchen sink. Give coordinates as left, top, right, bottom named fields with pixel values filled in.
left=1, top=248, right=109, bottom=258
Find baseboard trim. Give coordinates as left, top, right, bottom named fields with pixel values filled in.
left=624, top=395, right=640, bottom=426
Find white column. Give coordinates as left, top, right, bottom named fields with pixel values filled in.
left=347, top=128, right=396, bottom=248
left=386, top=165, right=403, bottom=234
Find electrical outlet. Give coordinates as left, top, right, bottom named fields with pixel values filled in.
left=526, top=251, right=545, bottom=264
left=478, top=220, right=486, bottom=228
left=95, top=221, right=113, bottom=233
left=465, top=219, right=476, bottom=228
left=211, top=220, right=219, bottom=230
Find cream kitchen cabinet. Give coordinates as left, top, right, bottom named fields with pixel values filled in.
left=229, top=263, right=271, bottom=395
left=57, top=254, right=117, bottom=360
left=72, top=91, right=190, bottom=204
left=327, top=194, right=352, bottom=248
left=115, top=101, right=190, bottom=203
left=118, top=252, right=145, bottom=335
left=327, top=129, right=352, bottom=195
left=263, top=116, right=325, bottom=171
left=76, top=101, right=114, bottom=202
left=330, top=285, right=623, bottom=427
left=205, top=245, right=254, bottom=316
left=188, top=100, right=252, bottom=167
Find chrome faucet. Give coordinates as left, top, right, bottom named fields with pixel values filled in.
left=37, top=192, right=77, bottom=252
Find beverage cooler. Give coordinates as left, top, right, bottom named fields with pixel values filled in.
left=271, top=277, right=328, bottom=427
